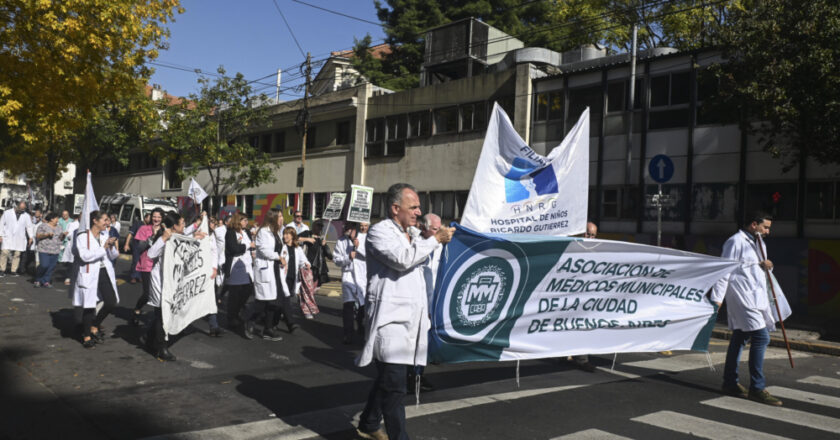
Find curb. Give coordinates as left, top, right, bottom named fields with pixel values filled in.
left=712, top=328, right=840, bottom=357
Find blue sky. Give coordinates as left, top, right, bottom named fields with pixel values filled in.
left=148, top=0, right=387, bottom=98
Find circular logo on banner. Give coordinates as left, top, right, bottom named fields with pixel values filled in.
left=448, top=252, right=518, bottom=337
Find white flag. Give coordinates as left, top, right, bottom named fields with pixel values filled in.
left=187, top=178, right=208, bottom=205
left=78, top=171, right=99, bottom=232
left=460, top=103, right=589, bottom=236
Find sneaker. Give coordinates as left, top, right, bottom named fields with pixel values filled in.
left=82, top=338, right=96, bottom=349
left=722, top=383, right=748, bottom=398
left=304, top=313, right=314, bottom=320
left=749, top=388, right=783, bottom=406
left=356, top=428, right=388, bottom=440
left=42, top=282, right=52, bottom=288
left=33, top=281, right=40, bottom=288
left=208, top=327, right=223, bottom=337
left=262, top=328, right=283, bottom=341
left=64, top=278, right=71, bottom=285
left=286, top=322, right=299, bottom=334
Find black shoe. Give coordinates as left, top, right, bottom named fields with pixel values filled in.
left=130, top=312, right=141, bottom=326
left=419, top=375, right=435, bottom=391
left=286, top=322, right=298, bottom=334
left=262, top=328, right=283, bottom=341
left=342, top=335, right=352, bottom=345
left=82, top=338, right=96, bottom=349
left=156, top=348, right=176, bottom=361
left=92, top=331, right=105, bottom=344
left=208, top=327, right=223, bottom=337
left=242, top=322, right=254, bottom=340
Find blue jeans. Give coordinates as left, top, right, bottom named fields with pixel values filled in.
left=723, top=327, right=770, bottom=391
left=36, top=252, right=59, bottom=284
left=359, top=361, right=409, bottom=440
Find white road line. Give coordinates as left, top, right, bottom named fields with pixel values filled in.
left=596, top=366, right=641, bottom=379
left=551, top=428, right=632, bottom=439
left=798, top=376, right=840, bottom=390
left=632, top=410, right=791, bottom=440
left=144, top=381, right=603, bottom=440
left=622, top=350, right=808, bottom=373
left=701, top=397, right=840, bottom=434
left=766, top=386, right=840, bottom=409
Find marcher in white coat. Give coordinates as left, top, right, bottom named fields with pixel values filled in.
left=333, top=221, right=368, bottom=344
left=70, top=210, right=120, bottom=349
left=409, top=213, right=444, bottom=393
left=205, top=215, right=229, bottom=337
left=0, top=201, right=33, bottom=276
left=710, top=211, right=789, bottom=406
left=253, top=210, right=284, bottom=341
left=145, top=212, right=214, bottom=361
left=277, top=226, right=310, bottom=326
left=224, top=212, right=256, bottom=339
left=60, top=215, right=79, bottom=285
left=356, top=183, right=454, bottom=440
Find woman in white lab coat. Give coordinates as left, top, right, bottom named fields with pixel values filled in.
left=277, top=226, right=310, bottom=326
left=70, top=211, right=120, bottom=349
left=253, top=209, right=284, bottom=341
left=224, top=212, right=256, bottom=338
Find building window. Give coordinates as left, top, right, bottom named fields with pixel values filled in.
left=301, top=193, right=312, bottom=220
left=336, top=121, right=352, bottom=145
left=305, top=125, right=317, bottom=150
left=274, top=131, right=286, bottom=153
left=606, top=79, right=643, bottom=113
left=314, top=193, right=327, bottom=219
left=602, top=188, right=619, bottom=218
left=261, top=133, right=272, bottom=154
left=460, top=102, right=487, bottom=132
left=806, top=181, right=836, bottom=220
left=385, top=115, right=407, bottom=157
left=433, top=107, right=458, bottom=134
left=649, top=71, right=691, bottom=129
left=746, top=183, right=797, bottom=221
left=408, top=111, right=431, bottom=138
left=165, top=160, right=182, bottom=190
left=371, top=193, right=383, bottom=219
left=692, top=183, right=737, bottom=221
left=366, top=118, right=385, bottom=157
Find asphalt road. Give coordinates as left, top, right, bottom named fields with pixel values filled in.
left=1, top=258, right=838, bottom=440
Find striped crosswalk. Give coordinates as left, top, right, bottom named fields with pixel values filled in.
left=557, top=373, right=840, bottom=440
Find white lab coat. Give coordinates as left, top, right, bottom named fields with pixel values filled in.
left=710, top=230, right=791, bottom=332
left=27, top=219, right=40, bottom=247
left=0, top=209, right=32, bottom=251
left=146, top=237, right=166, bottom=308
left=422, top=243, right=443, bottom=307
left=278, top=244, right=309, bottom=297
left=70, top=230, right=120, bottom=308
left=60, top=221, right=79, bottom=263
left=285, top=221, right=309, bottom=235
left=333, top=233, right=367, bottom=305
left=253, top=227, right=282, bottom=300
left=213, top=225, right=227, bottom=286
left=357, top=219, right=439, bottom=367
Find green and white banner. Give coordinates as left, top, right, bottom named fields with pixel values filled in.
left=429, top=225, right=739, bottom=363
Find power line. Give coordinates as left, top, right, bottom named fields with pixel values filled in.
left=291, top=0, right=384, bottom=27
left=272, top=0, right=306, bottom=58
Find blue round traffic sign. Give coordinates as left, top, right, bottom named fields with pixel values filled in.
left=649, top=154, right=674, bottom=183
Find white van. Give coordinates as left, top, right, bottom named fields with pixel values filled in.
left=99, top=193, right=178, bottom=243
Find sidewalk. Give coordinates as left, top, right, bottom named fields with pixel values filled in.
left=711, top=324, right=840, bottom=356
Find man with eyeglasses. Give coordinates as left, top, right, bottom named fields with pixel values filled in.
left=285, top=210, right=309, bottom=235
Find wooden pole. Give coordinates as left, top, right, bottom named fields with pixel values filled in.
left=755, top=233, right=794, bottom=368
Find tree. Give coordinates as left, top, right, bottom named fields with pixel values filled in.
left=354, top=0, right=740, bottom=90
left=708, top=0, right=840, bottom=169
left=156, top=67, right=279, bottom=200
left=0, top=0, right=183, bottom=177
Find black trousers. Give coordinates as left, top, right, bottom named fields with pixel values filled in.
left=147, top=306, right=166, bottom=350
left=226, top=283, right=253, bottom=329
left=81, top=268, right=118, bottom=335
left=359, top=361, right=409, bottom=440
left=135, top=272, right=152, bottom=311
left=342, top=302, right=365, bottom=338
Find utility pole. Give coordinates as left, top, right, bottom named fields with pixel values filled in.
left=297, top=52, right=311, bottom=212
left=275, top=68, right=282, bottom=103
left=624, top=24, right=638, bottom=191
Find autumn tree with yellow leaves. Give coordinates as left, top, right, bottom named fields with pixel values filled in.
left=0, top=0, right=183, bottom=181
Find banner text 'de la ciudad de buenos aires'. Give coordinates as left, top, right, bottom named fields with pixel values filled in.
left=428, top=225, right=739, bottom=364
left=460, top=102, right=589, bottom=236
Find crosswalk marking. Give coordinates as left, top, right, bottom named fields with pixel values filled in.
left=798, top=375, right=840, bottom=390
left=766, top=386, right=840, bottom=408
left=702, top=397, right=840, bottom=433
left=632, top=410, right=791, bottom=440
left=145, top=380, right=610, bottom=440
left=621, top=350, right=808, bottom=373
left=551, top=428, right=632, bottom=439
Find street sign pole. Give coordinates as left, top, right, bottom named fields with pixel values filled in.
left=657, top=183, right=663, bottom=247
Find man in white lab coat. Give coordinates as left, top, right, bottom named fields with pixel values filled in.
left=0, top=201, right=33, bottom=276
left=356, top=183, right=453, bottom=440
left=710, top=211, right=789, bottom=406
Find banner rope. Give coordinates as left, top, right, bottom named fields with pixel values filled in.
left=611, top=353, right=618, bottom=370
left=515, top=360, right=520, bottom=388
left=415, top=374, right=421, bottom=407
left=705, top=351, right=716, bottom=372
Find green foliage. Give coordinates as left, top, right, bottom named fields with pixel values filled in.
left=354, top=0, right=740, bottom=90
left=709, top=0, right=840, bottom=168
left=156, top=67, right=279, bottom=197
